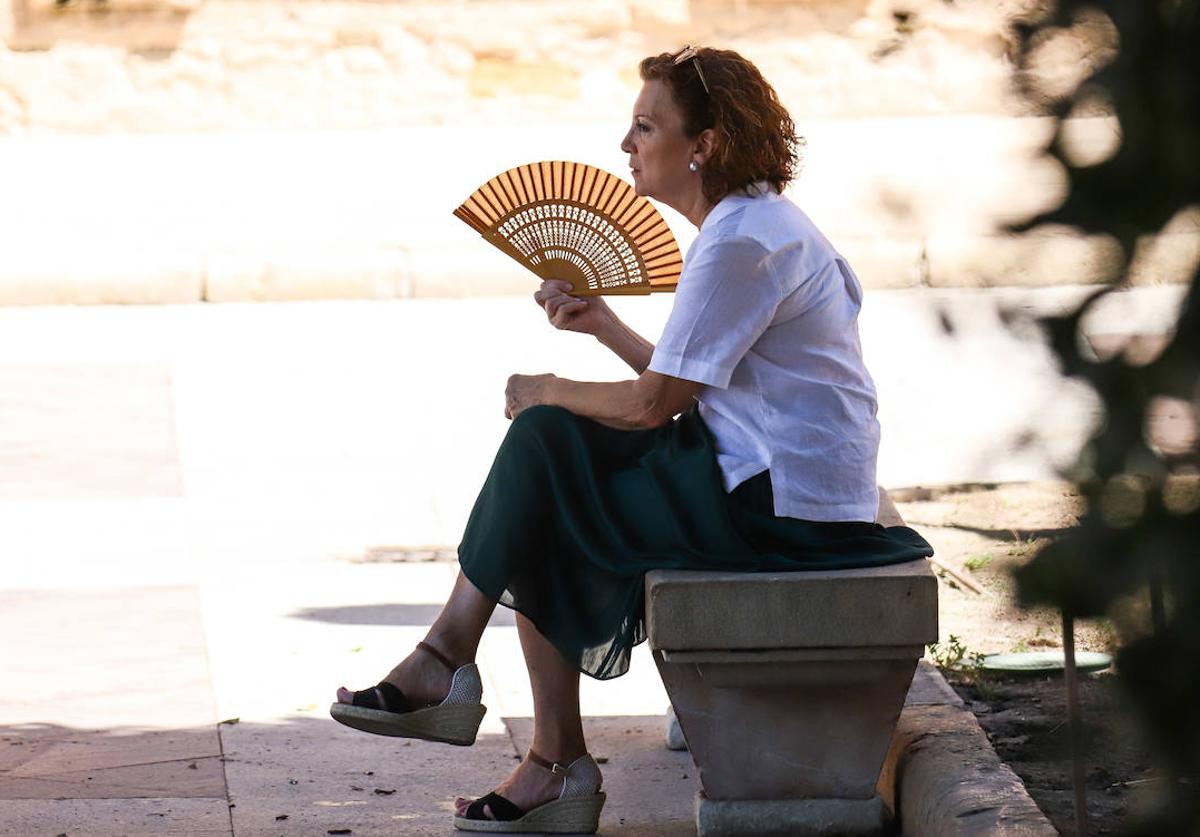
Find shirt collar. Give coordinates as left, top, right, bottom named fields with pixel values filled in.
left=699, top=181, right=776, bottom=234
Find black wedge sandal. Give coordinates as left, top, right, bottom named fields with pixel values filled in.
left=329, top=641, right=486, bottom=746
left=453, top=750, right=606, bottom=834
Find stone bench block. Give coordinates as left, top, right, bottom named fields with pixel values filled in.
left=646, top=560, right=936, bottom=652
left=646, top=555, right=938, bottom=836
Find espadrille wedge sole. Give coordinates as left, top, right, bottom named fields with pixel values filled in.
left=330, top=643, right=486, bottom=746
left=453, top=792, right=606, bottom=833
left=454, top=751, right=605, bottom=834
left=329, top=700, right=487, bottom=746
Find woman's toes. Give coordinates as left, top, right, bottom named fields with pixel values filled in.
left=336, top=686, right=354, bottom=704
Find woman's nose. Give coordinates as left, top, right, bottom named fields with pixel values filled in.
left=619, top=129, right=634, bottom=153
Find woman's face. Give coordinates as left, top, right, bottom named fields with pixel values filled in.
left=620, top=80, right=697, bottom=204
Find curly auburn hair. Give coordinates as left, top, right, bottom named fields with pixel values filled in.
left=639, top=48, right=801, bottom=204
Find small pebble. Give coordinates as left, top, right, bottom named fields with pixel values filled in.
left=275, top=815, right=289, bottom=821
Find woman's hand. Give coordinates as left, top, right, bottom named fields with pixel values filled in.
left=534, top=280, right=613, bottom=337
left=505, top=373, right=557, bottom=420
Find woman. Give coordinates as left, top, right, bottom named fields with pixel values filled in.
left=331, top=46, right=933, bottom=834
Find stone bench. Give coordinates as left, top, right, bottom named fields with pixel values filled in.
left=644, top=490, right=937, bottom=836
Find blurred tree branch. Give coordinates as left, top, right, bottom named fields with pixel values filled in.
left=1009, top=1, right=1200, bottom=832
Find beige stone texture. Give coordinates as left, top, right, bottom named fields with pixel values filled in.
left=0, top=799, right=232, bottom=835
left=645, top=559, right=938, bottom=651
left=2, top=0, right=1164, bottom=301
left=1, top=728, right=225, bottom=798
left=0, top=250, right=203, bottom=305
left=6, top=0, right=198, bottom=52
left=880, top=704, right=1059, bottom=836
left=202, top=248, right=411, bottom=302
left=656, top=648, right=920, bottom=799
left=405, top=243, right=532, bottom=299
left=927, top=230, right=1127, bottom=288
left=0, top=0, right=1046, bottom=136
left=646, top=555, right=938, bottom=832
left=837, top=237, right=926, bottom=289
left=697, top=794, right=887, bottom=837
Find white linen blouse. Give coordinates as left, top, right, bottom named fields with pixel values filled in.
left=647, top=185, right=880, bottom=523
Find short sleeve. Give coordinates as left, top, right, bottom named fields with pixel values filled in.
left=648, top=235, right=779, bottom=389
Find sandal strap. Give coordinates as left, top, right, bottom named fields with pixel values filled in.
left=526, top=748, right=567, bottom=774
left=416, top=640, right=459, bottom=673
left=351, top=680, right=412, bottom=713
left=464, top=791, right=525, bottom=822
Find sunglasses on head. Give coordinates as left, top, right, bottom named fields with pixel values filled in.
left=672, top=44, right=710, bottom=95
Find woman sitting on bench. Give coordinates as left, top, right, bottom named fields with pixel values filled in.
left=330, top=45, right=933, bottom=834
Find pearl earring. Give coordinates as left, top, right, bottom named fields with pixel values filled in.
left=688, top=160, right=699, bottom=172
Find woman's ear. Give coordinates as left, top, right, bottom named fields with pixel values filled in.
left=693, top=128, right=718, bottom=165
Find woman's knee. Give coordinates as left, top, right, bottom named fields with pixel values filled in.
left=507, top=404, right=575, bottom=442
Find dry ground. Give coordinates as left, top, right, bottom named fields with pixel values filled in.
left=894, top=479, right=1200, bottom=835
left=895, top=481, right=1114, bottom=658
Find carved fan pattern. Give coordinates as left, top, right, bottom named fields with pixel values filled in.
left=454, top=161, right=681, bottom=296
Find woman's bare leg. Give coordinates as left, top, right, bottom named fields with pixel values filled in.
left=424, top=570, right=499, bottom=663
left=519, top=612, right=587, bottom=762
left=336, top=571, right=496, bottom=706
left=455, top=612, right=589, bottom=817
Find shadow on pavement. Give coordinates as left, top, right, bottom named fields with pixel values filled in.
left=287, top=603, right=517, bottom=627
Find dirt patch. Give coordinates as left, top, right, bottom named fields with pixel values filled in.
left=944, top=670, right=1154, bottom=835
left=892, top=480, right=1186, bottom=835
left=894, top=481, right=1118, bottom=658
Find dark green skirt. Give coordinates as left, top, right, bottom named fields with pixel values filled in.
left=457, top=404, right=933, bottom=680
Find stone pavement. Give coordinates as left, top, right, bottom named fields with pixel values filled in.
left=0, top=564, right=695, bottom=836
left=0, top=288, right=1184, bottom=834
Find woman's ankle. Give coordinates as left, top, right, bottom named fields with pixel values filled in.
left=529, top=743, right=588, bottom=767
left=421, top=635, right=475, bottom=670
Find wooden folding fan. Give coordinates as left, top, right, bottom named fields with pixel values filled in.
left=453, top=161, right=682, bottom=296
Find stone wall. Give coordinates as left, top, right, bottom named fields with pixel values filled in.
left=1, top=0, right=1041, bottom=135
left=2, top=0, right=1195, bottom=302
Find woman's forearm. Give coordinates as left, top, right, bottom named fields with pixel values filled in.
left=594, top=313, right=655, bottom=375
left=545, top=377, right=653, bottom=430
left=507, top=370, right=702, bottom=431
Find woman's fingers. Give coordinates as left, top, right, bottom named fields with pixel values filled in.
left=547, top=295, right=586, bottom=316
left=537, top=292, right=588, bottom=329
left=534, top=279, right=575, bottom=305
left=551, top=298, right=588, bottom=325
